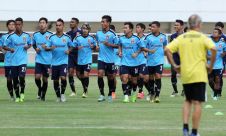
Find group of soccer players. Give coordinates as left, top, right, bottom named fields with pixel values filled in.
left=0, top=15, right=225, bottom=103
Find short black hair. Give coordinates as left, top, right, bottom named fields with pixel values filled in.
left=71, top=17, right=79, bottom=23
left=15, top=17, right=23, bottom=23
left=149, top=21, right=160, bottom=27
left=39, top=17, right=48, bottom=23
left=110, top=25, right=116, bottom=31
left=184, top=26, right=188, bottom=32
left=215, top=22, right=224, bottom=29
left=124, top=22, right=134, bottom=30
left=57, top=18, right=64, bottom=24
left=102, top=15, right=112, bottom=23
left=214, top=28, right=222, bottom=35
left=6, top=20, right=15, bottom=26
left=136, top=23, right=146, bottom=30
left=176, top=19, right=184, bottom=26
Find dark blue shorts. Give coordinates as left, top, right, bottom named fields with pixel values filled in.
left=77, top=64, right=91, bottom=74
left=68, top=54, right=77, bottom=69
left=11, top=64, right=27, bottom=78
left=209, top=69, right=223, bottom=77
left=114, top=65, right=120, bottom=74
left=120, top=65, right=139, bottom=77
left=51, top=64, right=68, bottom=80
left=138, top=64, right=148, bottom=75
left=4, top=66, right=12, bottom=78
left=35, top=63, right=51, bottom=77
left=148, top=64, right=163, bottom=75
left=98, top=60, right=115, bottom=75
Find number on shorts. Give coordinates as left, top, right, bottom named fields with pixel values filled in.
left=64, top=68, right=67, bottom=73
left=160, top=65, right=163, bottom=71
left=21, top=67, right=26, bottom=72
left=87, top=64, right=91, bottom=70
left=135, top=68, right=138, bottom=74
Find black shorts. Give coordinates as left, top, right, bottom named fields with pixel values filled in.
left=11, top=64, right=27, bottom=78
left=51, top=64, right=68, bottom=80
left=35, top=63, right=51, bottom=77
left=98, top=60, right=115, bottom=75
left=120, top=65, right=139, bottom=77
left=183, top=82, right=206, bottom=102
left=4, top=66, right=12, bottom=78
left=77, top=64, right=91, bottom=74
left=138, top=64, right=148, bottom=75
left=68, top=54, right=77, bottom=69
left=114, top=65, right=120, bottom=74
left=148, top=64, right=163, bottom=75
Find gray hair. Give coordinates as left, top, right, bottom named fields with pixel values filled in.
left=188, top=14, right=202, bottom=29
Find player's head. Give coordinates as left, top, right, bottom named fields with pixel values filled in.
left=6, top=20, right=15, bottom=32
left=215, top=22, right=224, bottom=31
left=81, top=23, right=91, bottom=36
left=56, top=18, right=64, bottom=33
left=136, top=23, right=146, bottom=34
left=174, top=19, right=184, bottom=32
left=15, top=17, right=23, bottom=32
left=212, top=28, right=222, bottom=38
left=101, top=15, right=112, bottom=30
left=39, top=17, right=48, bottom=31
left=110, top=24, right=116, bottom=32
left=70, top=17, right=79, bottom=29
left=150, top=21, right=160, bottom=34
left=188, top=14, right=202, bottom=30
left=123, top=22, right=133, bottom=35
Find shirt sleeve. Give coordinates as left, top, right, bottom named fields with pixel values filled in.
left=138, top=38, right=145, bottom=48
left=32, top=34, right=36, bottom=45
left=92, top=37, right=97, bottom=47
left=46, top=37, right=52, bottom=47
left=4, top=35, right=12, bottom=47
left=68, top=37, right=74, bottom=47
left=73, top=37, right=79, bottom=47
left=163, top=35, right=168, bottom=46
left=166, top=38, right=179, bottom=53
left=113, top=35, right=119, bottom=46
left=27, top=34, right=32, bottom=45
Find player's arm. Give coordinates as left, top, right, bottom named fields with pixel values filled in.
left=204, top=37, right=217, bottom=73
left=3, top=36, right=14, bottom=53
left=24, top=35, right=32, bottom=50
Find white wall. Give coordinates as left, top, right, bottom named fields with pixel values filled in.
left=1, top=0, right=226, bottom=22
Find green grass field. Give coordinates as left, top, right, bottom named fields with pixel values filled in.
left=0, top=76, right=225, bottom=136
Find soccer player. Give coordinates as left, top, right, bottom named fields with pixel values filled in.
left=43, top=18, right=74, bottom=102
left=118, top=22, right=145, bottom=103
left=165, top=14, right=216, bottom=136
left=96, top=15, right=118, bottom=102
left=144, top=21, right=167, bottom=103
left=73, top=23, right=96, bottom=98
left=3, top=17, right=32, bottom=102
left=32, top=17, right=53, bottom=101
left=208, top=28, right=226, bottom=100
left=0, top=20, right=15, bottom=100
left=67, top=17, right=81, bottom=97
left=170, top=19, right=184, bottom=97
left=110, top=24, right=119, bottom=99
left=215, top=22, right=226, bottom=97
left=135, top=23, right=148, bottom=99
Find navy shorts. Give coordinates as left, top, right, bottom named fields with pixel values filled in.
left=183, top=82, right=206, bottom=102
left=120, top=65, right=139, bottom=77
left=209, top=69, right=223, bottom=78
left=4, top=66, right=12, bottom=78
left=11, top=64, right=27, bottom=78
left=77, top=64, right=91, bottom=74
left=138, top=64, right=148, bottom=75
left=68, top=54, right=77, bottom=69
left=51, top=64, right=68, bottom=80
left=114, top=65, right=120, bottom=74
left=148, top=64, right=163, bottom=75
left=35, top=63, right=51, bottom=77
left=98, top=60, right=115, bottom=75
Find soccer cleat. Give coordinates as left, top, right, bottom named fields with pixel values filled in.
left=181, top=90, right=185, bottom=96
left=137, top=92, right=144, bottom=99
left=10, top=96, right=15, bottom=101
left=20, top=94, right=25, bottom=101
left=82, top=93, right=88, bottom=98
left=15, top=98, right=20, bottom=103
left=190, top=133, right=200, bottom=136
left=37, top=95, right=41, bottom=99
left=213, top=96, right=218, bottom=101
left=112, top=92, right=116, bottom=99
left=98, top=95, right=105, bottom=102
left=150, top=95, right=155, bottom=103
left=108, top=96, right=113, bottom=102
left=123, top=95, right=130, bottom=103
left=154, top=97, right=160, bottom=103
left=170, top=92, right=179, bottom=97
left=69, top=92, right=76, bottom=97
left=183, top=129, right=189, bottom=136
left=131, top=93, right=137, bottom=102
left=61, top=94, right=66, bottom=102
left=56, top=97, right=61, bottom=102
left=146, top=94, right=151, bottom=101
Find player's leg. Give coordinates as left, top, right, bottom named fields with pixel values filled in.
left=112, top=65, right=119, bottom=99
left=5, top=66, right=14, bottom=100
left=41, top=64, right=50, bottom=101
left=52, top=66, right=61, bottom=101
left=213, top=70, right=221, bottom=100
left=106, top=63, right=115, bottom=102
left=131, top=66, right=139, bottom=102
left=81, top=64, right=91, bottom=98
left=97, top=61, right=105, bottom=102
left=137, top=64, right=147, bottom=99
left=219, top=68, right=224, bottom=97
left=120, top=66, right=130, bottom=103
left=171, top=65, right=178, bottom=97
left=35, top=63, right=42, bottom=99
left=154, top=65, right=163, bottom=103
left=68, top=56, right=76, bottom=96
left=18, top=64, right=27, bottom=102
left=146, top=66, right=155, bottom=102
left=60, top=65, right=68, bottom=102
left=11, top=66, right=20, bottom=102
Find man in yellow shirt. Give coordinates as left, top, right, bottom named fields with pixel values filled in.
left=165, top=14, right=216, bottom=136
